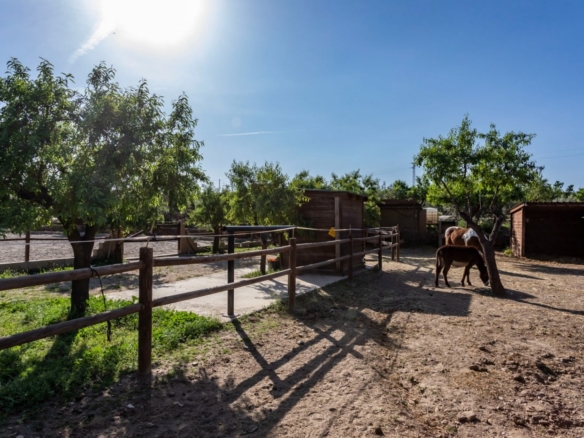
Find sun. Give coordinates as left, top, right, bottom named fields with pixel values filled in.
left=100, top=0, right=207, bottom=48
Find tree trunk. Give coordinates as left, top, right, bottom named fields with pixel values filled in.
left=67, top=224, right=98, bottom=317
left=460, top=213, right=506, bottom=296
left=213, top=226, right=221, bottom=254
left=111, top=228, right=124, bottom=264
left=481, top=242, right=506, bottom=296
left=260, top=235, right=268, bottom=275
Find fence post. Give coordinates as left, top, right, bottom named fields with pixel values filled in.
left=378, top=230, right=383, bottom=271
left=260, top=233, right=268, bottom=275
left=227, top=232, right=235, bottom=316
left=138, top=247, right=153, bottom=375
left=348, top=230, right=354, bottom=283
left=25, top=230, right=31, bottom=263
left=288, top=237, right=297, bottom=311
left=396, top=225, right=400, bottom=262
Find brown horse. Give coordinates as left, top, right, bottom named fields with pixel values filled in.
left=435, top=245, right=489, bottom=288
left=444, top=226, right=482, bottom=252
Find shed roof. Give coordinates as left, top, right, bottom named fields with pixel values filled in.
left=378, top=199, right=423, bottom=209
left=509, top=202, right=584, bottom=215
left=304, top=189, right=368, bottom=201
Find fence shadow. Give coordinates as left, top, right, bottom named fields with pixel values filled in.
left=1, top=330, right=92, bottom=418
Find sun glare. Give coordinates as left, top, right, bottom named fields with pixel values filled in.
left=100, top=0, right=207, bottom=48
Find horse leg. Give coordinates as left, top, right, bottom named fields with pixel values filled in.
left=443, top=261, right=451, bottom=288
left=435, top=257, right=443, bottom=287
left=462, top=263, right=473, bottom=286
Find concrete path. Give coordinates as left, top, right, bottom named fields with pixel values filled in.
left=106, top=266, right=349, bottom=320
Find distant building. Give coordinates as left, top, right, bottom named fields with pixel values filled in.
left=281, top=190, right=368, bottom=273
left=510, top=202, right=584, bottom=258
left=378, top=200, right=426, bottom=246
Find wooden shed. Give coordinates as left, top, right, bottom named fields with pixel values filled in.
left=510, top=202, right=584, bottom=258
left=281, top=190, right=367, bottom=273
left=378, top=200, right=426, bottom=246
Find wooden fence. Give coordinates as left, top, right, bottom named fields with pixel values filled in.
left=0, top=229, right=399, bottom=375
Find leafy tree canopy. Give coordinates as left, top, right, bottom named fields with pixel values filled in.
left=415, top=115, right=539, bottom=295
left=523, top=173, right=580, bottom=202
left=380, top=179, right=428, bottom=203
left=290, top=170, right=328, bottom=190
left=189, top=183, right=230, bottom=253
left=226, top=161, right=306, bottom=225
left=0, top=58, right=207, bottom=314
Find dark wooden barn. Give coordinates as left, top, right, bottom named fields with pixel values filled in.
left=378, top=200, right=426, bottom=246
left=510, top=202, right=584, bottom=258
left=281, top=190, right=367, bottom=273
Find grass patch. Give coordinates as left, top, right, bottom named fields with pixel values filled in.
left=502, top=247, right=513, bottom=256
left=241, top=268, right=281, bottom=279
left=0, top=266, right=73, bottom=279
left=0, top=296, right=222, bottom=417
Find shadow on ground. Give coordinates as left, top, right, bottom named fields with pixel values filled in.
left=52, top=251, right=477, bottom=437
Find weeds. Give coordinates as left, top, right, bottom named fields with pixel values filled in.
left=0, top=266, right=73, bottom=279
left=0, top=296, right=222, bottom=417
left=242, top=268, right=280, bottom=279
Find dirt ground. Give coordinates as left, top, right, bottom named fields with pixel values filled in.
left=3, top=247, right=584, bottom=438
left=0, top=233, right=181, bottom=264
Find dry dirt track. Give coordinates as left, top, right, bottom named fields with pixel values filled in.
left=0, top=233, right=180, bottom=264
left=5, top=247, right=584, bottom=438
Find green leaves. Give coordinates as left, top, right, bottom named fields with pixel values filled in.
left=190, top=183, right=229, bottom=230
left=226, top=161, right=305, bottom=226
left=415, top=115, right=539, bottom=223
left=0, top=58, right=207, bottom=234
left=330, top=170, right=382, bottom=227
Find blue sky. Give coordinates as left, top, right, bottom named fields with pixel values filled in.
left=1, top=0, right=583, bottom=188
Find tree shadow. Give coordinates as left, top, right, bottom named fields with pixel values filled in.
left=0, top=330, right=78, bottom=419
left=64, top=261, right=474, bottom=437
left=499, top=289, right=584, bottom=317
left=497, top=270, right=542, bottom=280
left=0, top=320, right=136, bottom=426
left=517, top=263, right=584, bottom=277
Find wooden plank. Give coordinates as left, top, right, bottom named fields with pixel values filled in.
left=348, top=231, right=354, bottom=283
left=296, top=255, right=351, bottom=273
left=288, top=238, right=297, bottom=311
left=0, top=261, right=143, bottom=291
left=295, top=239, right=350, bottom=251
left=138, top=247, right=153, bottom=375
left=352, top=236, right=380, bottom=243
left=353, top=247, right=383, bottom=258
left=24, top=231, right=30, bottom=263
left=153, top=246, right=290, bottom=267
left=0, top=304, right=142, bottom=351
left=152, top=269, right=292, bottom=308
left=227, top=233, right=235, bottom=316
left=378, top=232, right=383, bottom=270
left=335, top=197, right=341, bottom=271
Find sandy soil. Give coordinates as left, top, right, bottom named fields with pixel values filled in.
left=3, top=248, right=584, bottom=437
left=0, top=233, right=181, bottom=263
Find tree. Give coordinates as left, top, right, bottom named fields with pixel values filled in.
left=575, top=188, right=584, bottom=202
left=290, top=170, right=328, bottom=190
left=415, top=115, right=539, bottom=296
left=524, top=175, right=578, bottom=202
left=0, top=59, right=206, bottom=315
left=330, top=170, right=382, bottom=227
left=381, top=179, right=428, bottom=202
left=226, top=161, right=305, bottom=225
left=190, top=184, right=229, bottom=253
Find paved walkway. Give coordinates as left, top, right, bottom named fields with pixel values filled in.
left=106, top=266, right=351, bottom=320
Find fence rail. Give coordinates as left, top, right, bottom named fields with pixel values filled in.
left=0, top=227, right=400, bottom=375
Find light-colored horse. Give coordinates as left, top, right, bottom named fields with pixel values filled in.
left=444, top=226, right=482, bottom=252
